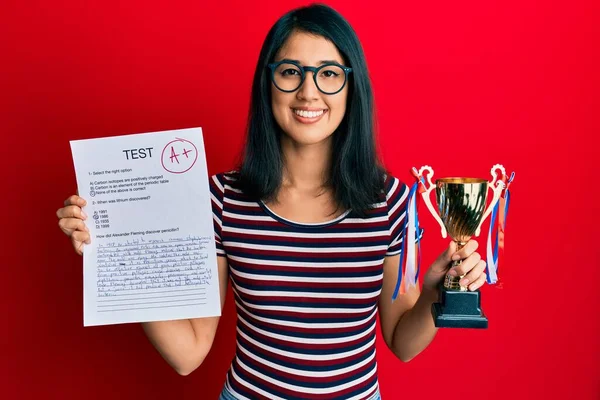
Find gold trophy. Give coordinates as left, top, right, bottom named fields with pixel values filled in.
left=416, top=164, right=507, bottom=328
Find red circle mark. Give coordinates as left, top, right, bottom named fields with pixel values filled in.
left=161, top=137, right=199, bottom=174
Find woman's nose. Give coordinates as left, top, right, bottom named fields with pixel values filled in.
left=296, top=71, right=320, bottom=100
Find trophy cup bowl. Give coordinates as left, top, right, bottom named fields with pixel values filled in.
left=416, top=165, right=507, bottom=329
left=437, top=178, right=488, bottom=291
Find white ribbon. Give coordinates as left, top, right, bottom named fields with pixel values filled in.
left=486, top=205, right=499, bottom=284
left=405, top=192, right=418, bottom=289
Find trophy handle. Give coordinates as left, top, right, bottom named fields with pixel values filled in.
left=414, top=166, right=447, bottom=238
left=475, top=164, right=507, bottom=236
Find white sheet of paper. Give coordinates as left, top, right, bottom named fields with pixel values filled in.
left=70, top=127, right=221, bottom=326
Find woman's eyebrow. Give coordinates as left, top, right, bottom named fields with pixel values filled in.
left=278, top=58, right=342, bottom=65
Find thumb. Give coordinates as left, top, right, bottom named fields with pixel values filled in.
left=430, top=241, right=456, bottom=273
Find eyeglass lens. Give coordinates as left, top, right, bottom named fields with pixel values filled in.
left=272, top=63, right=346, bottom=94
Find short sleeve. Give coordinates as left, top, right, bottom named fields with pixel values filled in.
left=209, top=173, right=227, bottom=257
left=385, top=175, right=424, bottom=256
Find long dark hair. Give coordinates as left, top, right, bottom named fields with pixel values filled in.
left=236, top=3, right=387, bottom=218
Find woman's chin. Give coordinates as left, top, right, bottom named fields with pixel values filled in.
left=282, top=130, right=334, bottom=147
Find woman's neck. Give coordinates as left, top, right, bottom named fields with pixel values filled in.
left=280, top=136, right=332, bottom=192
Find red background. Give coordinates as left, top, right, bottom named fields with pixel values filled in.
left=1, top=0, right=598, bottom=399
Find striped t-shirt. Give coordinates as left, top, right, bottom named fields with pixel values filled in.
left=210, top=171, right=411, bottom=400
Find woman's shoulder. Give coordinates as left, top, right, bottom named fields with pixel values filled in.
left=211, top=169, right=239, bottom=182
left=209, top=170, right=241, bottom=197
left=379, top=172, right=412, bottom=215
left=381, top=173, right=409, bottom=198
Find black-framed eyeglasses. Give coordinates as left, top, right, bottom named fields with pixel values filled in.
left=267, top=60, right=353, bottom=95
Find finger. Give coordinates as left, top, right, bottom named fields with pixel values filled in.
left=439, top=241, right=457, bottom=263
left=58, top=218, right=89, bottom=236
left=72, top=230, right=91, bottom=246
left=451, top=251, right=482, bottom=277
left=459, top=259, right=487, bottom=287
left=56, top=204, right=87, bottom=220
left=72, top=237, right=85, bottom=256
left=71, top=232, right=90, bottom=256
left=63, top=195, right=87, bottom=208
left=451, top=239, right=479, bottom=261
left=468, top=268, right=488, bottom=291
left=430, top=241, right=457, bottom=273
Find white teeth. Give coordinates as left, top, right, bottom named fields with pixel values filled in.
left=294, top=109, right=324, bottom=118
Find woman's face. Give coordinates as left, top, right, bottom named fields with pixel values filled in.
left=271, top=31, right=349, bottom=147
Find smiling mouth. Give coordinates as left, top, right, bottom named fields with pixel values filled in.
left=292, top=109, right=328, bottom=119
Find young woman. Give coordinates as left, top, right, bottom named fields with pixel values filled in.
left=56, top=4, right=487, bottom=399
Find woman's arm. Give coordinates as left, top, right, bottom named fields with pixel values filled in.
left=378, top=254, right=438, bottom=362
left=379, top=240, right=486, bottom=362
left=57, top=193, right=230, bottom=375
left=141, top=256, right=229, bottom=375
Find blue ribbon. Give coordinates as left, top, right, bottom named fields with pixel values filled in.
left=497, top=188, right=511, bottom=275
left=414, top=177, right=425, bottom=285
left=487, top=200, right=499, bottom=284
left=392, top=181, right=420, bottom=301
left=487, top=172, right=513, bottom=284
left=414, top=205, right=422, bottom=285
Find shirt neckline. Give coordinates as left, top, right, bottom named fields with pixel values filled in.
left=258, top=199, right=352, bottom=228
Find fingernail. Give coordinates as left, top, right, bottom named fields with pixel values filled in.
left=81, top=211, right=88, bottom=219
left=460, top=278, right=469, bottom=286
left=448, top=269, right=458, bottom=276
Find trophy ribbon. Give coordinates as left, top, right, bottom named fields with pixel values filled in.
left=486, top=170, right=515, bottom=285
left=391, top=170, right=425, bottom=301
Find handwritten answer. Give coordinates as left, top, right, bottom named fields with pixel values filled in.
left=95, top=236, right=212, bottom=312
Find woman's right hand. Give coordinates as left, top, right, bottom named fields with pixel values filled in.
left=56, top=195, right=91, bottom=256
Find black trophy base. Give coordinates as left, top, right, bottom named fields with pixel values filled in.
left=431, top=285, right=488, bottom=329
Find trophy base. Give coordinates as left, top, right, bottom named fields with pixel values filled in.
left=431, top=286, right=488, bottom=329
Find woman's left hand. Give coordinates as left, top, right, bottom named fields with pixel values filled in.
left=422, top=239, right=487, bottom=292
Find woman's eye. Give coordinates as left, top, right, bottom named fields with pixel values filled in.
left=321, top=70, right=339, bottom=78
left=281, top=69, right=300, bottom=76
